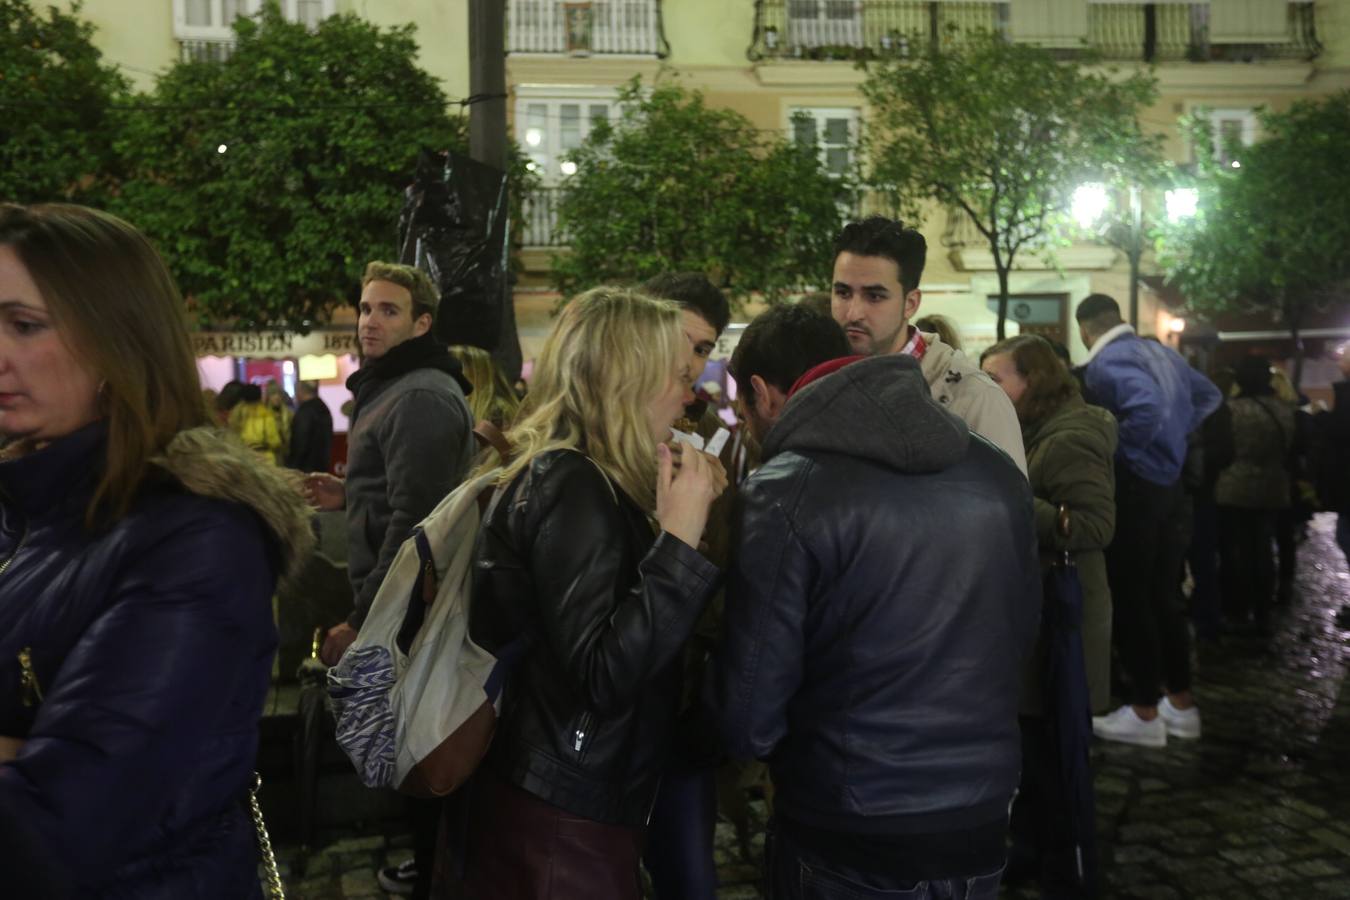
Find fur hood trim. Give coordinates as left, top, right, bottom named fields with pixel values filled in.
left=150, top=427, right=315, bottom=587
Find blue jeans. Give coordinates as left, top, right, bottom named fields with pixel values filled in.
left=766, top=823, right=1005, bottom=900
left=642, top=767, right=719, bottom=899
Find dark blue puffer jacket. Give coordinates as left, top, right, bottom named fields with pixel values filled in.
left=0, top=422, right=313, bottom=899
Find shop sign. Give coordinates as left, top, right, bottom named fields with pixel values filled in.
left=192, top=330, right=358, bottom=358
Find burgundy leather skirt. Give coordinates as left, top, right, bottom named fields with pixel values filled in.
left=454, top=774, right=645, bottom=900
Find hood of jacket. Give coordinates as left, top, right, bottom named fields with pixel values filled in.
left=762, top=354, right=969, bottom=473
left=149, top=427, right=315, bottom=586
left=1021, top=395, right=1117, bottom=455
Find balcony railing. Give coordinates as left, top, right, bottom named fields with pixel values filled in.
left=521, top=187, right=569, bottom=248
left=178, top=38, right=237, bottom=63
left=507, top=0, right=667, bottom=57
left=748, top=1, right=1319, bottom=63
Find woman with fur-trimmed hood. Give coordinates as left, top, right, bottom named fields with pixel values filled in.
left=0, top=204, right=313, bottom=899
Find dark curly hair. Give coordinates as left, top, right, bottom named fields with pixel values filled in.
left=833, top=215, right=927, bottom=294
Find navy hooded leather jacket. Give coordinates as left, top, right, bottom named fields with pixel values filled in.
left=711, top=355, right=1041, bottom=836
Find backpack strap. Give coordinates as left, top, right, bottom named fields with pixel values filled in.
left=395, top=528, right=437, bottom=654
left=473, top=420, right=514, bottom=463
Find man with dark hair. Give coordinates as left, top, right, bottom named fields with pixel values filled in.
left=285, top=381, right=333, bottom=472
left=728, top=304, right=851, bottom=438
left=305, top=260, right=475, bottom=897
left=1075, top=293, right=1221, bottom=748
left=830, top=216, right=1026, bottom=472
left=644, top=271, right=731, bottom=337
left=639, top=271, right=736, bottom=899
left=714, top=304, right=1040, bottom=900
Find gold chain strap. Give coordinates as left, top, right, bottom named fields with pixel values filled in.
left=249, top=773, right=286, bottom=900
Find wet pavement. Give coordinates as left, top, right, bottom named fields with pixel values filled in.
left=274, top=513, right=1350, bottom=898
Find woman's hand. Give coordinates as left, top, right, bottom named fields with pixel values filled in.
left=656, top=443, right=724, bottom=550
left=666, top=442, right=729, bottom=496
left=0, top=736, right=23, bottom=763
left=303, top=472, right=346, bottom=511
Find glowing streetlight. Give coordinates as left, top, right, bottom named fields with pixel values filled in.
left=1071, top=183, right=1110, bottom=229
left=1165, top=188, right=1199, bottom=223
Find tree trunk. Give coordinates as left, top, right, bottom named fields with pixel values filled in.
left=995, top=262, right=1011, bottom=342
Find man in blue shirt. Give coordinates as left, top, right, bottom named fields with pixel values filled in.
left=1077, top=294, right=1221, bottom=748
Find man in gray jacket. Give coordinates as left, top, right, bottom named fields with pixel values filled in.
left=307, top=261, right=475, bottom=664
left=306, top=261, right=475, bottom=897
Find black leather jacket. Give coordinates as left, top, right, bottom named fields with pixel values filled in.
left=711, top=355, right=1041, bottom=836
left=469, top=449, right=720, bottom=826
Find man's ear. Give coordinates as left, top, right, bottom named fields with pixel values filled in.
left=413, top=312, right=433, bottom=338
left=751, top=374, right=789, bottom=421
left=903, top=288, right=922, bottom=322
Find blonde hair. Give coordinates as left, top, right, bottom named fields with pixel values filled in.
left=0, top=204, right=211, bottom=528
left=489, top=287, right=682, bottom=512
left=1269, top=365, right=1300, bottom=406
left=450, top=345, right=521, bottom=428
left=362, top=261, right=440, bottom=321
left=914, top=313, right=963, bottom=352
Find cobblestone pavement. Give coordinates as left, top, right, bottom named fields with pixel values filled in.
left=275, top=514, right=1350, bottom=898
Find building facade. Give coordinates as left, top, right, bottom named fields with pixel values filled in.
left=62, top=0, right=1350, bottom=364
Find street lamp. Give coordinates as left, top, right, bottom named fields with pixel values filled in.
left=1071, top=184, right=1109, bottom=229
left=1073, top=182, right=1145, bottom=328
left=1076, top=181, right=1199, bottom=330
left=1165, top=188, right=1198, bottom=223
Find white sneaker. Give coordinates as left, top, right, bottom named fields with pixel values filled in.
left=1159, top=696, right=1201, bottom=739
left=1092, top=705, right=1167, bottom=748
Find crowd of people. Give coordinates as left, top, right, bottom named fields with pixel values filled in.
left=0, top=202, right=1346, bottom=900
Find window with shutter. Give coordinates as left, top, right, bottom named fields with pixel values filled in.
left=1010, top=0, right=1089, bottom=48
left=1209, top=0, right=1289, bottom=44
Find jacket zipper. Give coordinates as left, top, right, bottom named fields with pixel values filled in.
left=571, top=711, right=595, bottom=758
left=1, top=499, right=35, bottom=706
left=18, top=647, right=42, bottom=707
left=0, top=511, right=28, bottom=577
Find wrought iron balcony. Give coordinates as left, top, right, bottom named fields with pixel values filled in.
left=521, top=186, right=569, bottom=248
left=177, top=38, right=237, bottom=63
left=507, top=0, right=668, bottom=57
left=748, top=2, right=1320, bottom=63
left=1088, top=2, right=1320, bottom=62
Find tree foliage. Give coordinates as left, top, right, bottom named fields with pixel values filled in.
left=111, top=2, right=464, bottom=329
left=550, top=78, right=852, bottom=305
left=0, top=0, right=129, bottom=204
left=862, top=32, right=1162, bottom=339
left=1159, top=92, right=1350, bottom=382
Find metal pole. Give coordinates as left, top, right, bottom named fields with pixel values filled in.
left=469, top=0, right=507, bottom=170
left=1128, top=184, right=1142, bottom=329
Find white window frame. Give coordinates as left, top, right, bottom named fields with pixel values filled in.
left=172, top=0, right=335, bottom=41
left=788, top=106, right=860, bottom=179
left=786, top=1, right=864, bottom=50
left=515, top=87, right=624, bottom=184
left=1195, top=107, right=1258, bottom=167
